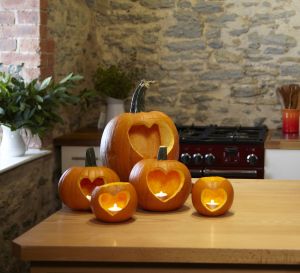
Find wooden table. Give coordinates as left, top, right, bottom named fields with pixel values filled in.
left=13, top=179, right=300, bottom=273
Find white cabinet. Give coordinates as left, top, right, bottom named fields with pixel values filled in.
left=61, top=146, right=101, bottom=173
left=265, top=149, right=300, bottom=180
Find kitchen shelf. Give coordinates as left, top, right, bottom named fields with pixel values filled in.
left=0, top=149, right=52, bottom=174
left=265, top=129, right=300, bottom=149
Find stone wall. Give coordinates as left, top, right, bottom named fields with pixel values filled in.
left=48, top=0, right=300, bottom=131
left=0, top=154, right=61, bottom=273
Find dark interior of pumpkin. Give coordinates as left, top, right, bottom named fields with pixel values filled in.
left=80, top=178, right=104, bottom=198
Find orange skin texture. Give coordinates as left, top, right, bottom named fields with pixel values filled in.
left=100, top=111, right=179, bottom=181
left=192, top=176, right=234, bottom=217
left=129, top=158, right=192, bottom=212
left=58, top=166, right=120, bottom=211
left=90, top=182, right=138, bottom=223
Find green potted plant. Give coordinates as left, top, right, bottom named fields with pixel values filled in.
left=93, top=64, right=141, bottom=125
left=0, top=64, right=91, bottom=157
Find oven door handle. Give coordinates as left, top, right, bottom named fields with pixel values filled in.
left=202, top=169, right=257, bottom=178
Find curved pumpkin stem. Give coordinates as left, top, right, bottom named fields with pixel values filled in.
left=130, top=80, right=155, bottom=113
left=85, top=147, right=97, bottom=167
left=157, top=146, right=167, bottom=160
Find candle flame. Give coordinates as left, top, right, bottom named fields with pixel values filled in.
left=155, top=190, right=168, bottom=198
left=108, top=203, right=122, bottom=212
left=206, top=199, right=219, bottom=209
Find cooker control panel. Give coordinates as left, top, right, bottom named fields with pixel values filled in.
left=179, top=143, right=264, bottom=168
left=204, top=153, right=215, bottom=165
left=193, top=153, right=203, bottom=165
left=246, top=153, right=258, bottom=166
left=180, top=153, right=191, bottom=164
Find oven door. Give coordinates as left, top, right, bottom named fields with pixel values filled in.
left=190, top=168, right=264, bottom=179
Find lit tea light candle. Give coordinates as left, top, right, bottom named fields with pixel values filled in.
left=108, top=203, right=122, bottom=212
left=206, top=199, right=219, bottom=209
left=155, top=190, right=168, bottom=198
left=86, top=195, right=91, bottom=201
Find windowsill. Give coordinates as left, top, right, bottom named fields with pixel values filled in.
left=0, top=149, right=52, bottom=174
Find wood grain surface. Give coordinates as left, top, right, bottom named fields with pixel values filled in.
left=13, top=179, right=300, bottom=266
left=265, top=130, right=300, bottom=149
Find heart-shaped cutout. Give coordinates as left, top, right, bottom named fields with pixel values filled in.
left=147, top=170, right=184, bottom=202
left=201, top=188, right=227, bottom=211
left=80, top=178, right=104, bottom=199
left=99, top=191, right=130, bottom=216
left=129, top=124, right=161, bottom=158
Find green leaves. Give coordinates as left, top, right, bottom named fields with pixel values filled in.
left=0, top=66, right=87, bottom=137
left=93, top=65, right=141, bottom=100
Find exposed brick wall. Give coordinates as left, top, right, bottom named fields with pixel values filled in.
left=0, top=0, right=54, bottom=80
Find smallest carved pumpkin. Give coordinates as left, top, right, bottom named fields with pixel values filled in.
left=90, top=182, right=137, bottom=223
left=129, top=146, right=192, bottom=211
left=58, top=148, right=120, bottom=210
left=192, top=176, right=234, bottom=217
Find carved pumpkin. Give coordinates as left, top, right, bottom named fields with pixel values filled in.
left=192, top=176, right=234, bottom=216
left=100, top=80, right=179, bottom=181
left=58, top=148, right=120, bottom=210
left=90, top=182, right=137, bottom=223
left=129, top=146, right=192, bottom=211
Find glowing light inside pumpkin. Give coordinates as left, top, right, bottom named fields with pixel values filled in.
left=108, top=203, right=122, bottom=212
left=206, top=199, right=219, bottom=209
left=86, top=195, right=91, bottom=201
left=155, top=190, right=168, bottom=198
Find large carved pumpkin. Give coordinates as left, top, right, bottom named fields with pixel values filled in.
left=129, top=146, right=192, bottom=211
left=58, top=148, right=120, bottom=210
left=100, top=80, right=179, bottom=181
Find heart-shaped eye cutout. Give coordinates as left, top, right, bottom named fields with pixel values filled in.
left=129, top=124, right=161, bottom=158
left=128, top=123, right=174, bottom=158
left=80, top=178, right=104, bottom=199
left=99, top=191, right=130, bottom=216
left=201, top=188, right=227, bottom=211
left=147, top=170, right=184, bottom=202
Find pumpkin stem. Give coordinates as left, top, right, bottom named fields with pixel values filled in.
left=85, top=147, right=97, bottom=167
left=157, top=146, right=167, bottom=160
left=130, top=80, right=155, bottom=113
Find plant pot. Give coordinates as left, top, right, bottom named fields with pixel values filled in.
left=0, top=125, right=26, bottom=157
left=105, top=97, right=125, bottom=124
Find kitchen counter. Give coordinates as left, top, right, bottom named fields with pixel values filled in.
left=265, top=129, right=300, bottom=149
left=53, top=126, right=102, bottom=146
left=13, top=179, right=300, bottom=273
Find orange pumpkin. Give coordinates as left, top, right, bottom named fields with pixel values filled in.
left=192, top=176, right=234, bottom=216
left=129, top=146, right=192, bottom=211
left=90, top=182, right=137, bottom=222
left=58, top=148, right=120, bottom=210
left=100, top=80, right=179, bottom=181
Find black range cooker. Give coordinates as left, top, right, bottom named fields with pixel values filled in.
left=177, top=125, right=268, bottom=179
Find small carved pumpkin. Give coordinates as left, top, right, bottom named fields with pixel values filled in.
left=58, top=148, right=120, bottom=210
left=90, top=182, right=137, bottom=223
left=129, top=146, right=192, bottom=211
left=192, top=176, right=234, bottom=216
left=100, top=80, right=179, bottom=181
